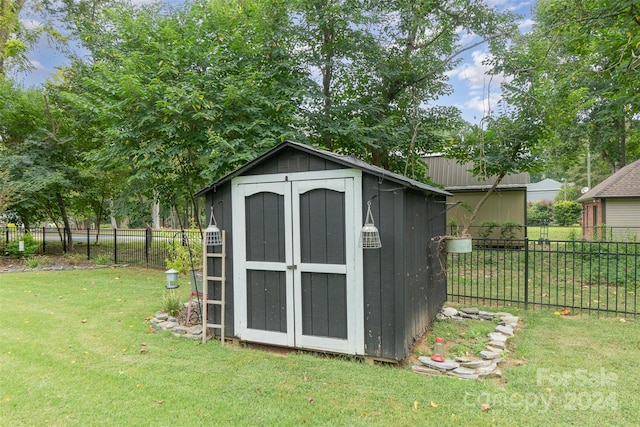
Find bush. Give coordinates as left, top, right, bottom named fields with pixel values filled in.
left=500, top=221, right=523, bottom=239
left=478, top=220, right=499, bottom=238
left=527, top=201, right=553, bottom=226
left=553, top=201, right=582, bottom=226
left=165, top=236, right=202, bottom=275
left=5, top=233, right=38, bottom=258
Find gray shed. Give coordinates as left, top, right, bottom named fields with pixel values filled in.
left=195, top=141, right=451, bottom=361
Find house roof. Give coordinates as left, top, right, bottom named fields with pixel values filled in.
left=446, top=183, right=528, bottom=193
left=578, top=158, right=640, bottom=202
left=195, top=140, right=452, bottom=197
left=527, top=178, right=563, bottom=191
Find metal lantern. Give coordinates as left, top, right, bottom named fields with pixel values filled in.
left=165, top=268, right=179, bottom=289
left=205, top=206, right=223, bottom=247
left=359, top=200, right=382, bottom=249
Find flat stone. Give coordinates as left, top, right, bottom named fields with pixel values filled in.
left=493, top=312, right=514, bottom=318
left=155, top=312, right=169, bottom=321
left=459, top=312, right=479, bottom=319
left=454, top=356, right=473, bottom=363
left=173, top=325, right=188, bottom=334
left=495, top=325, right=514, bottom=336
left=436, top=313, right=447, bottom=320
left=161, top=321, right=178, bottom=330
left=480, top=350, right=502, bottom=360
left=479, top=313, right=495, bottom=320
left=488, top=340, right=506, bottom=349
left=418, top=356, right=460, bottom=371
left=447, top=371, right=479, bottom=380
left=452, top=366, right=477, bottom=376
left=411, top=365, right=443, bottom=377
left=460, top=307, right=479, bottom=314
left=476, top=363, right=498, bottom=376
left=460, top=359, right=494, bottom=369
left=442, top=307, right=458, bottom=317
left=168, top=316, right=177, bottom=323
left=485, top=345, right=504, bottom=354
left=450, top=315, right=464, bottom=321
left=188, top=325, right=203, bottom=335
left=487, top=332, right=508, bottom=342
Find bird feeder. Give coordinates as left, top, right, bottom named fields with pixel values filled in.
left=431, top=337, right=445, bottom=362
left=165, top=268, right=179, bottom=289
left=359, top=200, right=381, bottom=249
left=205, top=206, right=223, bottom=247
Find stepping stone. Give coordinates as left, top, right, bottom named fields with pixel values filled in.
left=447, top=371, right=479, bottom=380
left=459, top=359, right=494, bottom=369
left=412, top=365, right=442, bottom=377
left=488, top=340, right=506, bottom=349
left=487, top=332, right=508, bottom=342
left=460, top=307, right=479, bottom=314
left=443, top=307, right=458, bottom=317
left=418, top=356, right=460, bottom=371
left=476, top=363, right=498, bottom=376
left=459, top=312, right=479, bottom=319
left=495, top=325, right=514, bottom=336
left=480, top=350, right=502, bottom=360
left=156, top=312, right=169, bottom=321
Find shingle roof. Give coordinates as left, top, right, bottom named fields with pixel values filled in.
left=194, top=140, right=451, bottom=197
left=578, top=158, right=640, bottom=202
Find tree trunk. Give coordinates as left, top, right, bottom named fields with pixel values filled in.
left=56, top=191, right=73, bottom=251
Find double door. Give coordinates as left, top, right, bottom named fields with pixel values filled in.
left=232, top=170, right=363, bottom=354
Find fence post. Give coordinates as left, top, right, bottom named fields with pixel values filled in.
left=524, top=237, right=529, bottom=310
left=114, top=228, right=118, bottom=264
left=63, top=228, right=67, bottom=253
left=87, top=228, right=91, bottom=260
left=42, top=226, right=46, bottom=254
left=145, top=227, right=152, bottom=268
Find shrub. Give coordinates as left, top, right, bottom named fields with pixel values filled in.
left=553, top=201, right=582, bottom=226
left=5, top=233, right=38, bottom=258
left=478, top=220, right=499, bottom=238
left=527, top=200, right=553, bottom=226
left=165, top=237, right=203, bottom=275
left=500, top=221, right=523, bottom=239
left=94, top=255, right=112, bottom=265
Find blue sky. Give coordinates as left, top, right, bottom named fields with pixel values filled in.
left=14, top=0, right=535, bottom=125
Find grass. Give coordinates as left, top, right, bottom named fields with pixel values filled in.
left=527, top=226, right=581, bottom=240
left=1, top=268, right=640, bottom=425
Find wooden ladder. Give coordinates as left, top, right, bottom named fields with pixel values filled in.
left=202, top=230, right=226, bottom=345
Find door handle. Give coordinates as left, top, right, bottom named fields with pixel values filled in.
left=287, top=265, right=297, bottom=270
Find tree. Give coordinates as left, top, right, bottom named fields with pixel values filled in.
left=293, top=0, right=518, bottom=175
left=55, top=0, right=309, bottom=226
left=494, top=0, right=640, bottom=179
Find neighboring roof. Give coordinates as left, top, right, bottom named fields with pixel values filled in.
left=527, top=178, right=563, bottom=191
left=446, top=184, right=528, bottom=193
left=423, top=155, right=530, bottom=187
left=195, top=140, right=451, bottom=197
left=578, top=158, right=640, bottom=202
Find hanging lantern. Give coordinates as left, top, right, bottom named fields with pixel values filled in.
left=359, top=200, right=382, bottom=249
left=205, top=206, right=223, bottom=247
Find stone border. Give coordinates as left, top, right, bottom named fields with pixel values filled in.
left=148, top=310, right=204, bottom=340
left=412, top=307, right=520, bottom=380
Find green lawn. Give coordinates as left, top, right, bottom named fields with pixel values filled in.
left=1, top=268, right=639, bottom=426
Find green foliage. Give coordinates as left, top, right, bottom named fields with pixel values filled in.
left=161, top=289, right=183, bottom=317
left=553, top=201, right=582, bottom=226
left=165, top=237, right=202, bottom=275
left=94, top=255, right=112, bottom=265
left=567, top=241, right=640, bottom=289
left=527, top=200, right=553, bottom=226
left=5, top=232, right=37, bottom=258
left=500, top=221, right=523, bottom=239
left=24, top=257, right=40, bottom=268
left=478, top=220, right=499, bottom=238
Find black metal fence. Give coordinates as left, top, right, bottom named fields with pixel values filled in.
left=1, top=227, right=202, bottom=269
left=447, top=238, right=640, bottom=317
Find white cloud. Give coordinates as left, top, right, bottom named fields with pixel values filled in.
left=518, top=18, right=535, bottom=32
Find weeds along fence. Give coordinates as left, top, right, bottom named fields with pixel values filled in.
left=1, top=227, right=202, bottom=269
left=447, top=238, right=640, bottom=317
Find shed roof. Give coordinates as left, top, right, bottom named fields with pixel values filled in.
left=577, top=158, right=640, bottom=202
left=195, top=140, right=451, bottom=197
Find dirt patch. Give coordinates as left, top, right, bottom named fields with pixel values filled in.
left=1, top=255, right=107, bottom=273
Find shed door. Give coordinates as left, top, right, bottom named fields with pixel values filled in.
left=232, top=171, right=363, bottom=354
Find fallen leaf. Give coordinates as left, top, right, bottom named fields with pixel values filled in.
left=136, top=384, right=142, bottom=389
left=413, top=400, right=419, bottom=410
left=560, top=308, right=570, bottom=316
left=620, top=318, right=626, bottom=322
left=308, top=398, right=314, bottom=403
left=81, top=319, right=87, bottom=323
left=139, top=348, right=148, bottom=354
left=481, top=403, right=491, bottom=411
left=554, top=311, right=561, bottom=315
left=430, top=401, right=438, bottom=408
left=156, top=400, right=165, bottom=406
